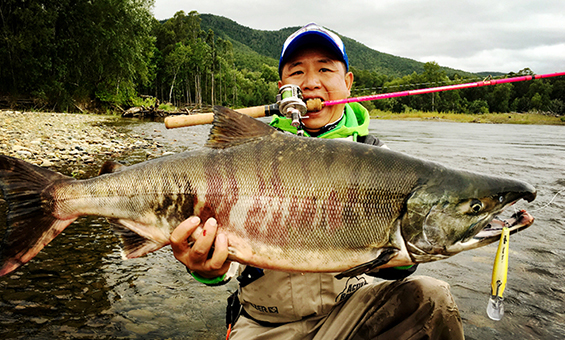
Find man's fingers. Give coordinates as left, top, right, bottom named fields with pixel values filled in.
left=190, top=218, right=218, bottom=260
left=170, top=216, right=230, bottom=278
left=208, top=233, right=230, bottom=271
left=170, top=216, right=201, bottom=250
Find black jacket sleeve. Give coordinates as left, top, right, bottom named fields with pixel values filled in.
left=368, top=265, right=419, bottom=280
left=357, top=134, right=385, bottom=147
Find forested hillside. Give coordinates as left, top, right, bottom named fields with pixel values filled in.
left=199, top=14, right=476, bottom=78
left=0, top=1, right=563, bottom=115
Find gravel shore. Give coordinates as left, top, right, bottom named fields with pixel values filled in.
left=0, top=110, right=164, bottom=176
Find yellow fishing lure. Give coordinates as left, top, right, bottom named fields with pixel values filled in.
left=487, top=227, right=510, bottom=321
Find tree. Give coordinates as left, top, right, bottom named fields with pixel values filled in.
left=215, top=38, right=235, bottom=105
left=487, top=83, right=512, bottom=113
left=165, top=43, right=192, bottom=104
left=421, top=62, right=448, bottom=111
left=468, top=99, right=489, bottom=114
left=0, top=0, right=156, bottom=110
left=527, top=80, right=552, bottom=112
left=260, top=64, right=279, bottom=83
left=189, top=39, right=212, bottom=107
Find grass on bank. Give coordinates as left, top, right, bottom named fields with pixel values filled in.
left=369, top=109, right=565, bottom=125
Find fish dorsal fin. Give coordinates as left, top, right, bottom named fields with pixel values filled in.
left=98, top=161, right=126, bottom=175
left=205, top=106, right=278, bottom=149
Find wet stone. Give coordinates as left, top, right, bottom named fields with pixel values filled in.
left=40, top=159, right=54, bottom=167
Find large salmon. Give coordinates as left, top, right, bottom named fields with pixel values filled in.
left=0, top=106, right=536, bottom=277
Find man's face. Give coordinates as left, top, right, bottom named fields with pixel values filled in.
left=279, top=47, right=353, bottom=132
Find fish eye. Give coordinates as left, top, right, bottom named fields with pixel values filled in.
left=470, top=199, right=483, bottom=213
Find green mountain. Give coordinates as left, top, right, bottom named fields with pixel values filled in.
left=200, top=13, right=483, bottom=78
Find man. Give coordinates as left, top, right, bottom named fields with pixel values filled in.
left=170, top=23, right=464, bottom=339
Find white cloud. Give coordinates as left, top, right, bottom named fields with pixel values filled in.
left=152, top=0, right=565, bottom=75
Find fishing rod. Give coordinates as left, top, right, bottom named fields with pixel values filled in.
left=306, top=70, right=565, bottom=111
left=164, top=70, right=565, bottom=129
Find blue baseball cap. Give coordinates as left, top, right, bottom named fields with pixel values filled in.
left=279, top=23, right=349, bottom=77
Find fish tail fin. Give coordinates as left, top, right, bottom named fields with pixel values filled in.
left=0, top=155, right=76, bottom=276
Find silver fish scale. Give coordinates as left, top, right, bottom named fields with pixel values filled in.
left=48, top=135, right=420, bottom=269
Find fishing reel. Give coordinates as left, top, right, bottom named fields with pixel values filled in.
left=276, top=84, right=308, bottom=136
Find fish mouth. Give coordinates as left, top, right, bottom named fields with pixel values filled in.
left=453, top=187, right=536, bottom=251
left=439, top=202, right=534, bottom=258
left=451, top=209, right=535, bottom=253
left=474, top=209, right=534, bottom=241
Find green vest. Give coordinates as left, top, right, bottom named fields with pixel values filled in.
left=269, top=102, right=370, bottom=141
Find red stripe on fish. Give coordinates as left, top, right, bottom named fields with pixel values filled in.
left=297, top=196, right=317, bottom=232
left=204, top=154, right=223, bottom=214
left=269, top=158, right=285, bottom=200
left=203, top=153, right=240, bottom=224
left=287, top=195, right=300, bottom=227
left=219, top=153, right=239, bottom=220
left=265, top=202, right=289, bottom=247
left=244, top=174, right=267, bottom=239
left=326, top=190, right=344, bottom=233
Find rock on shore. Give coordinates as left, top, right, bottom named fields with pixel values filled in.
left=0, top=110, right=163, bottom=176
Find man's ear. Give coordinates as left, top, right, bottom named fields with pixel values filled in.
left=345, top=71, right=354, bottom=93
left=278, top=80, right=283, bottom=89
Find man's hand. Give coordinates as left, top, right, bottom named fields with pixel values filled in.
left=170, top=216, right=231, bottom=278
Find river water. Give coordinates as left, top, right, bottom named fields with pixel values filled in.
left=1, top=117, right=564, bottom=339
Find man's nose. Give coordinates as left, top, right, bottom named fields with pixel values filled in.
left=301, top=72, right=321, bottom=90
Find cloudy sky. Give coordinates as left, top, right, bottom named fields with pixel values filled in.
left=152, top=0, right=564, bottom=75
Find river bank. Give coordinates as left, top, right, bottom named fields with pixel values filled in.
left=0, top=110, right=171, bottom=176
left=370, top=109, right=565, bottom=125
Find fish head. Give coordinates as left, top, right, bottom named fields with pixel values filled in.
left=402, top=168, right=536, bottom=262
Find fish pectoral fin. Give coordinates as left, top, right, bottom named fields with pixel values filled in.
left=108, top=219, right=168, bottom=259
left=335, top=248, right=399, bottom=280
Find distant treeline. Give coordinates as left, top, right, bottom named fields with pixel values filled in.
left=352, top=65, right=565, bottom=115
left=0, top=1, right=563, bottom=115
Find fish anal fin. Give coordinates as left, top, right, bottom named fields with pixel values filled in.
left=335, top=248, right=399, bottom=279
left=114, top=228, right=163, bottom=259
left=98, top=161, right=126, bottom=175
left=107, top=218, right=169, bottom=259
left=205, top=106, right=278, bottom=149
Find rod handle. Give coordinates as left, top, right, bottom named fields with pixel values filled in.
left=164, top=113, right=213, bottom=128
left=306, top=98, right=324, bottom=111
left=164, top=104, right=278, bottom=129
